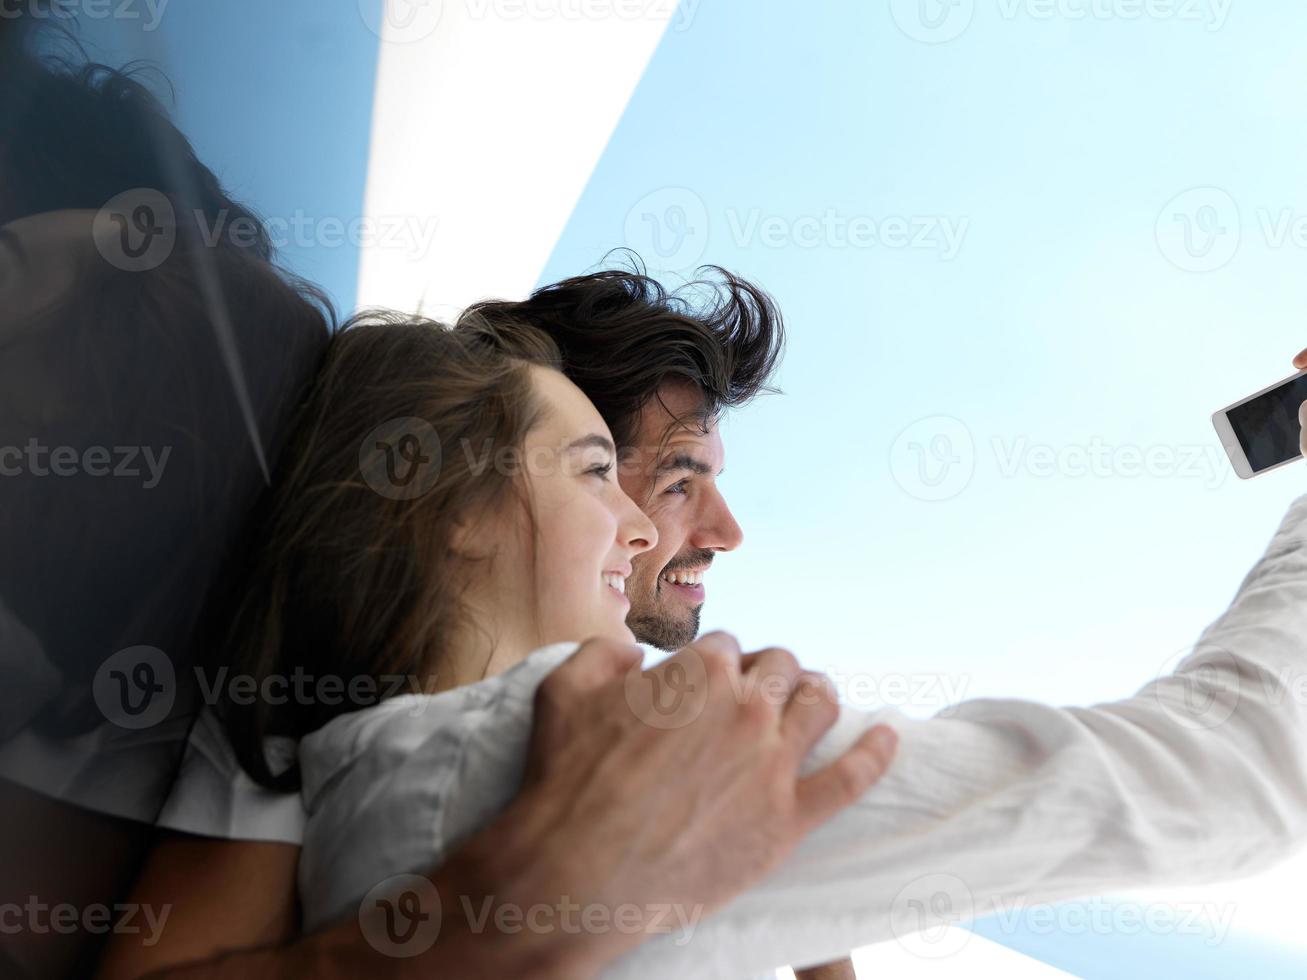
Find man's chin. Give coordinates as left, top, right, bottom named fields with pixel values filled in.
left=626, top=605, right=702, bottom=653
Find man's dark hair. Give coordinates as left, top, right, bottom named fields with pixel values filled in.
left=458, top=259, right=786, bottom=450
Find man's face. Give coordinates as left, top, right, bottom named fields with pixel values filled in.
left=617, top=383, right=744, bottom=651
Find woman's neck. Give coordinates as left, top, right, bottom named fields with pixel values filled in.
left=428, top=616, right=541, bottom=694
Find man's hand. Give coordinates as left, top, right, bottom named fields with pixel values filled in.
left=464, top=631, right=897, bottom=977
left=1292, top=349, right=1307, bottom=456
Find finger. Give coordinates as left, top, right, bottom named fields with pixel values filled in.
left=739, top=645, right=800, bottom=676
left=689, top=630, right=743, bottom=661
left=780, top=671, right=841, bottom=754
left=739, top=646, right=804, bottom=697
left=794, top=725, right=898, bottom=831
left=680, top=630, right=743, bottom=681
left=550, top=636, right=644, bottom=694
left=1294, top=348, right=1307, bottom=370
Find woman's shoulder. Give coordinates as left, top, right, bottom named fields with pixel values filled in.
left=298, top=642, right=579, bottom=804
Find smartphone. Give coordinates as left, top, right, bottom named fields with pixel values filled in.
left=1212, top=369, right=1307, bottom=479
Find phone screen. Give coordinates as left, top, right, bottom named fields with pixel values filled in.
left=1226, top=374, right=1307, bottom=472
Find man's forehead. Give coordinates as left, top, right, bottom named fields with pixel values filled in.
left=620, top=383, right=725, bottom=474
left=632, top=386, right=719, bottom=444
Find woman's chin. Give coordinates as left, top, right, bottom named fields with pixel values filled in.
left=592, top=620, right=638, bottom=646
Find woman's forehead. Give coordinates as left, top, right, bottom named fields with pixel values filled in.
left=528, top=366, right=609, bottom=441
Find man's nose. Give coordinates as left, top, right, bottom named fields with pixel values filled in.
left=692, top=487, right=743, bottom=553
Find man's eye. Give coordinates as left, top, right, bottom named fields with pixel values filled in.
left=665, top=479, right=689, bottom=495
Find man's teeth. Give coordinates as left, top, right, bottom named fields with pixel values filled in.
left=661, top=570, right=704, bottom=586
left=603, top=572, right=626, bottom=594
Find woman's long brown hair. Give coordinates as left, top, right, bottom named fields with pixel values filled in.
left=210, top=311, right=561, bottom=790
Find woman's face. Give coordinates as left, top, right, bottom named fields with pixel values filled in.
left=468, top=366, right=657, bottom=672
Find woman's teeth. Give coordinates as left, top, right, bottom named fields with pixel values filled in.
left=661, top=570, right=703, bottom=586
left=602, top=572, right=626, bottom=594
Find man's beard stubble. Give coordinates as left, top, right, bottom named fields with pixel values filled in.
left=625, top=550, right=713, bottom=652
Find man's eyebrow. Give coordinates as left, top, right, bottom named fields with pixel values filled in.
left=655, top=452, right=717, bottom=477
left=565, top=434, right=616, bottom=454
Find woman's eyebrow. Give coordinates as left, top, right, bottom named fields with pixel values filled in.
left=565, top=433, right=616, bottom=454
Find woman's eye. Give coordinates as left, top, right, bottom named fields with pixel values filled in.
left=587, top=462, right=614, bottom=480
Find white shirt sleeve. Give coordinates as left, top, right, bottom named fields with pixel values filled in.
left=155, top=708, right=304, bottom=844
left=605, top=493, right=1307, bottom=978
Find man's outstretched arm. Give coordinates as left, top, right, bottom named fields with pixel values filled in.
left=609, top=490, right=1307, bottom=975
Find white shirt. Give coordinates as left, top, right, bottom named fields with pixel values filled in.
left=293, top=495, right=1307, bottom=978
